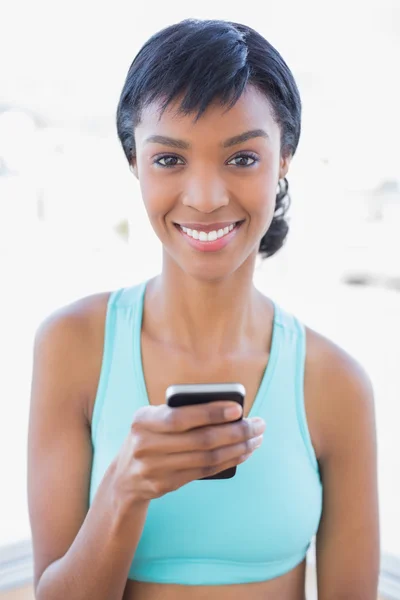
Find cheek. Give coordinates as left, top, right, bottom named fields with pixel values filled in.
left=234, top=168, right=277, bottom=223
left=252, top=160, right=280, bottom=218
left=137, top=166, right=176, bottom=222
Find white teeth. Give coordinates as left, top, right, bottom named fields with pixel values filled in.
left=179, top=223, right=238, bottom=241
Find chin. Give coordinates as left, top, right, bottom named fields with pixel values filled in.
left=169, top=249, right=257, bottom=284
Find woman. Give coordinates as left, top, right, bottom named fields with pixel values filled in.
left=27, top=18, right=380, bottom=600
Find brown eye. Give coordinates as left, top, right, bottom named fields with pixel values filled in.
left=155, top=155, right=185, bottom=168
left=227, top=153, right=258, bottom=167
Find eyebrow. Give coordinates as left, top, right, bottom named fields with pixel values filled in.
left=144, top=129, right=269, bottom=150
left=222, top=129, right=269, bottom=148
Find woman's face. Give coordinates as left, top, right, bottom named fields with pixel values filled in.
left=132, top=85, right=291, bottom=281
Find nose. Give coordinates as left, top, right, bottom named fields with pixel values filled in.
left=182, top=172, right=229, bottom=213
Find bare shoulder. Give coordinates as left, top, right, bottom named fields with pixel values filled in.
left=29, top=290, right=113, bottom=588
left=34, top=290, right=113, bottom=423
left=36, top=290, right=112, bottom=336
left=304, top=326, right=376, bottom=462
left=303, top=329, right=379, bottom=597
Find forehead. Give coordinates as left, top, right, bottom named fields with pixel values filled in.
left=135, top=85, right=279, bottom=146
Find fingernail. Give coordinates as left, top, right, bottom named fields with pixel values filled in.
left=250, top=417, right=266, bottom=434
left=224, top=404, right=243, bottom=420
left=239, top=453, right=252, bottom=463
left=253, top=434, right=263, bottom=448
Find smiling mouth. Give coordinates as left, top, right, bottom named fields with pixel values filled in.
left=175, top=221, right=243, bottom=242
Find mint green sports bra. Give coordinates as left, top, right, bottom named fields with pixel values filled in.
left=89, top=280, right=322, bottom=585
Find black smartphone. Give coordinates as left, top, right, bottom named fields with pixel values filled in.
left=165, top=383, right=246, bottom=480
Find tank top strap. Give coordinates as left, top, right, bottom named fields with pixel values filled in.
left=90, top=282, right=146, bottom=443
left=110, top=280, right=146, bottom=308
left=268, top=302, right=318, bottom=472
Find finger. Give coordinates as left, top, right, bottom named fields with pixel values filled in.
left=179, top=448, right=255, bottom=483
left=142, top=450, right=255, bottom=499
left=176, top=434, right=264, bottom=471
left=143, top=434, right=263, bottom=476
left=131, top=401, right=244, bottom=434
left=139, top=417, right=266, bottom=454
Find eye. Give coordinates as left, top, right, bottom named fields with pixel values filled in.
left=154, top=155, right=185, bottom=168
left=227, top=153, right=259, bottom=167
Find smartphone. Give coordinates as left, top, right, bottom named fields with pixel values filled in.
left=165, top=383, right=246, bottom=480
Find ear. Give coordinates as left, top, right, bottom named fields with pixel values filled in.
left=130, top=158, right=139, bottom=179
left=279, top=154, right=292, bottom=180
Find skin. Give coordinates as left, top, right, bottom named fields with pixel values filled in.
left=28, top=86, right=380, bottom=600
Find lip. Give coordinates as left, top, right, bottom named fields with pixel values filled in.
left=175, top=221, right=241, bottom=233
left=175, top=221, right=243, bottom=253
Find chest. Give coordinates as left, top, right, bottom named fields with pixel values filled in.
left=89, top=294, right=323, bottom=585
left=140, top=333, right=271, bottom=417
left=129, top=409, right=323, bottom=579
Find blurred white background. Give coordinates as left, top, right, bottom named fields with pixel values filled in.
left=0, top=0, right=399, bottom=574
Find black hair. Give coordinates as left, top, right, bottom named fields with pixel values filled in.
left=116, top=18, right=302, bottom=258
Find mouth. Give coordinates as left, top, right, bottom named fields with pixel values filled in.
left=174, top=221, right=244, bottom=242
left=174, top=220, right=244, bottom=252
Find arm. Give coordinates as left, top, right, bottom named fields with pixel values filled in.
left=308, top=336, right=380, bottom=599
left=28, top=301, right=150, bottom=600
left=28, top=298, right=262, bottom=600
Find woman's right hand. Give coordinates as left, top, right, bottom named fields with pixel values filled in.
left=112, top=401, right=265, bottom=504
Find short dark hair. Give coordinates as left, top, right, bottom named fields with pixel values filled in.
left=116, top=18, right=302, bottom=258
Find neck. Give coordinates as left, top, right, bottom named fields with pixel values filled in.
left=145, top=254, right=264, bottom=357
